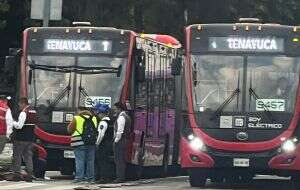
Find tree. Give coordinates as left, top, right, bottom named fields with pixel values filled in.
left=1, top=0, right=300, bottom=58
left=0, top=0, right=9, bottom=29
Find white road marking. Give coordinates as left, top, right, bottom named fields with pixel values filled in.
left=39, top=184, right=81, bottom=190
left=0, top=181, right=45, bottom=189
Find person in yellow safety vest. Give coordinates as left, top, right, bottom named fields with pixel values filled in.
left=68, top=107, right=98, bottom=183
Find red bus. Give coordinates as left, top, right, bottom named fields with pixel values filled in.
left=181, top=18, right=300, bottom=188
left=8, top=25, right=182, bottom=177
left=131, top=34, right=182, bottom=177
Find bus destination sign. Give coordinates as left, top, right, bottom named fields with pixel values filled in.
left=209, top=37, right=284, bottom=52
left=44, top=39, right=112, bottom=54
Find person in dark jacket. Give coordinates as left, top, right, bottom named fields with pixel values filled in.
left=112, top=102, right=131, bottom=183
left=94, top=103, right=114, bottom=183
left=11, top=97, right=37, bottom=182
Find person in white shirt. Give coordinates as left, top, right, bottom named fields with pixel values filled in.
left=0, top=96, right=13, bottom=154
left=11, top=97, right=36, bottom=182
left=6, top=108, right=14, bottom=140
left=112, top=102, right=131, bottom=183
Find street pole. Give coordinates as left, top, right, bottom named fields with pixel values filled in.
left=43, top=0, right=51, bottom=27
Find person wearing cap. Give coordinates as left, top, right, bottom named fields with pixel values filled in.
left=0, top=96, right=13, bottom=154
left=112, top=102, right=131, bottom=183
left=94, top=103, right=114, bottom=183
left=68, top=107, right=98, bottom=183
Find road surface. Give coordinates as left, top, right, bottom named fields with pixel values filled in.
left=0, top=173, right=294, bottom=190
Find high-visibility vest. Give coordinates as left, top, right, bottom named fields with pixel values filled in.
left=71, top=115, right=97, bottom=147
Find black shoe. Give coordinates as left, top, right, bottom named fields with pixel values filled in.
left=23, top=175, right=33, bottom=182
left=96, top=179, right=110, bottom=184
left=113, top=179, right=125, bottom=183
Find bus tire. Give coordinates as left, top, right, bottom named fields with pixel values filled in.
left=136, top=150, right=144, bottom=179
left=60, top=159, right=74, bottom=176
left=33, top=156, right=46, bottom=179
left=33, top=161, right=46, bottom=178
left=211, top=175, right=224, bottom=184
left=60, top=168, right=73, bottom=176
left=161, top=134, right=170, bottom=177
left=292, top=174, right=300, bottom=190
left=137, top=132, right=146, bottom=179
left=189, top=169, right=207, bottom=187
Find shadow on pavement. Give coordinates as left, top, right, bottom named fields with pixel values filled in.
left=202, top=179, right=292, bottom=190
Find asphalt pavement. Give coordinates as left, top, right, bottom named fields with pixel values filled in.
left=0, top=144, right=295, bottom=190
left=0, top=174, right=294, bottom=190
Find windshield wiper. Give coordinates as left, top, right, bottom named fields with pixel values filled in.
left=210, top=71, right=240, bottom=120
left=47, top=74, right=72, bottom=111
left=210, top=88, right=240, bottom=120
left=248, top=71, right=274, bottom=122
left=77, top=74, right=90, bottom=107
left=29, top=61, right=121, bottom=74
left=249, top=87, right=274, bottom=122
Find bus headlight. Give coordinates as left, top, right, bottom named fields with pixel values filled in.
left=189, top=136, right=204, bottom=151
left=282, top=139, right=296, bottom=153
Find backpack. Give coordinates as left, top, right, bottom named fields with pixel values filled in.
left=79, top=115, right=98, bottom=145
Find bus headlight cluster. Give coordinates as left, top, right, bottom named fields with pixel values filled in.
left=281, top=138, right=297, bottom=153
left=188, top=134, right=205, bottom=151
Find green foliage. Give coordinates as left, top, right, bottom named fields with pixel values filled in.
left=1, top=0, right=300, bottom=57
left=0, top=0, right=9, bottom=29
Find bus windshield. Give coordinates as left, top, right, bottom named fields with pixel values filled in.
left=77, top=56, right=127, bottom=107
left=191, top=54, right=300, bottom=113
left=192, top=55, right=243, bottom=112
left=247, top=56, right=300, bottom=113
left=28, top=55, right=127, bottom=108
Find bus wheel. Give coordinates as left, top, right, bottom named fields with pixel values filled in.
left=60, top=159, right=74, bottom=176
left=33, top=160, right=46, bottom=179
left=240, top=174, right=253, bottom=183
left=211, top=176, right=224, bottom=184
left=161, top=134, right=170, bottom=177
left=33, top=158, right=46, bottom=179
left=225, top=175, right=239, bottom=184
left=292, top=174, right=300, bottom=190
left=189, top=169, right=207, bottom=187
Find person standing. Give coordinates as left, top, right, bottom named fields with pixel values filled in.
left=5, top=96, right=14, bottom=141
left=11, top=97, right=37, bottom=182
left=0, top=96, right=13, bottom=153
left=68, top=107, right=98, bottom=183
left=112, top=102, right=131, bottom=183
left=94, top=103, right=114, bottom=183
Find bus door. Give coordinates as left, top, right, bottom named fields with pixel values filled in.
left=143, top=49, right=170, bottom=167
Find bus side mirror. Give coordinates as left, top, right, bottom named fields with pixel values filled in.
left=4, top=56, right=16, bottom=87
left=29, top=70, right=33, bottom=85
left=193, top=71, right=198, bottom=86
left=192, top=62, right=198, bottom=86
left=171, top=57, right=182, bottom=76
left=117, top=65, right=122, bottom=77
left=135, top=49, right=146, bottom=82
left=136, top=62, right=146, bottom=82
left=9, top=48, right=22, bottom=56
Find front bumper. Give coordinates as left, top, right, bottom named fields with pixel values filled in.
left=181, top=138, right=300, bottom=172
left=41, top=143, right=74, bottom=170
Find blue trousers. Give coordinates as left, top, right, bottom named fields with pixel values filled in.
left=74, top=145, right=96, bottom=181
